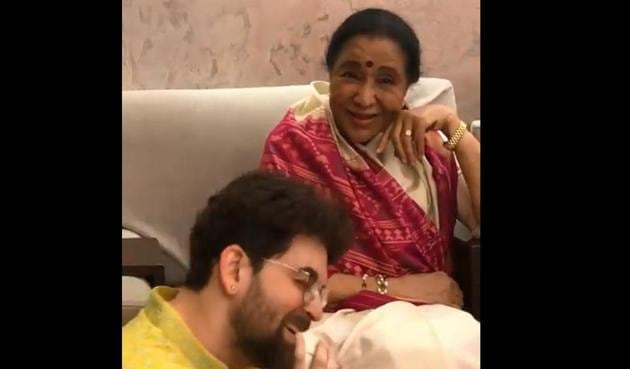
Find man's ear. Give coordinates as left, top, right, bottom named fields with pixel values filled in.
left=217, top=244, right=247, bottom=296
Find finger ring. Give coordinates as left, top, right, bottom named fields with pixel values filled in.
left=404, top=129, right=412, bottom=137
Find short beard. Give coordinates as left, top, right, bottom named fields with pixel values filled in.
left=231, top=277, right=296, bottom=369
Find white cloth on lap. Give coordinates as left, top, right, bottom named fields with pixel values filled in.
left=303, top=301, right=480, bottom=369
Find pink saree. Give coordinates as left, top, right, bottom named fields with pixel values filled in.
left=260, top=85, right=459, bottom=311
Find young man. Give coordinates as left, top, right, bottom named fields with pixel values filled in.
left=123, top=171, right=353, bottom=369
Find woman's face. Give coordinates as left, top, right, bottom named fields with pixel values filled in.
left=329, top=35, right=409, bottom=145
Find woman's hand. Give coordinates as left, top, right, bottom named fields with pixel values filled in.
left=389, top=272, right=464, bottom=309
left=376, top=104, right=460, bottom=163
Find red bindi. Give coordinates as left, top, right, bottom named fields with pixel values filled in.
left=365, top=60, right=374, bottom=68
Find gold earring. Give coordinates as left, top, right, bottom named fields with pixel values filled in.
left=230, top=285, right=236, bottom=291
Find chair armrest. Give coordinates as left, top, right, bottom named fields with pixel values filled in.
left=122, top=265, right=165, bottom=287
left=122, top=276, right=152, bottom=325
left=451, top=237, right=480, bottom=320
left=122, top=238, right=168, bottom=287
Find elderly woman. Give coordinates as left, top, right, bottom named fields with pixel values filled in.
left=261, top=8, right=480, bottom=369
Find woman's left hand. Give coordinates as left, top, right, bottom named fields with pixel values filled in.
left=376, top=104, right=460, bottom=163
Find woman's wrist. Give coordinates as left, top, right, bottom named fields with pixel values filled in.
left=443, top=114, right=462, bottom=139
left=362, top=274, right=378, bottom=292
left=385, top=276, right=403, bottom=297
left=328, top=274, right=364, bottom=302
left=330, top=273, right=413, bottom=301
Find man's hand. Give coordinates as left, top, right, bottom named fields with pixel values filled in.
left=294, top=333, right=339, bottom=369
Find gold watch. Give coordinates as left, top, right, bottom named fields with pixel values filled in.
left=444, top=121, right=468, bottom=151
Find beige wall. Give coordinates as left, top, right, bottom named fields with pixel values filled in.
left=123, top=0, right=479, bottom=122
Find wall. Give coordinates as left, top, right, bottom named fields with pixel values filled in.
left=123, top=0, right=479, bottom=122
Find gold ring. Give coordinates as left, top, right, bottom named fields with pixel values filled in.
left=404, top=129, right=412, bottom=137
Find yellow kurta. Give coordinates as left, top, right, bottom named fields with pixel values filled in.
left=123, top=287, right=227, bottom=369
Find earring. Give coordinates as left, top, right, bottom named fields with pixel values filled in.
left=230, top=285, right=237, bottom=292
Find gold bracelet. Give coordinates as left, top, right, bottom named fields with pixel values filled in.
left=361, top=274, right=369, bottom=289
left=374, top=274, right=388, bottom=295
left=444, top=121, right=468, bottom=151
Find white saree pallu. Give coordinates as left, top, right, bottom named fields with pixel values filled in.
left=302, top=301, right=480, bottom=369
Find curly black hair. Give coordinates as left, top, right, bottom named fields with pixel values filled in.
left=185, top=170, right=354, bottom=290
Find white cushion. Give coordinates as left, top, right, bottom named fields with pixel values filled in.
left=122, top=276, right=151, bottom=325
left=122, top=229, right=141, bottom=239
left=123, top=79, right=456, bottom=267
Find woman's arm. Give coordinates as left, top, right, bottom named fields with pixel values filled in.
left=457, top=173, right=480, bottom=237
left=327, top=272, right=463, bottom=307
left=446, top=125, right=480, bottom=227
left=380, top=105, right=480, bottom=228
left=327, top=273, right=373, bottom=304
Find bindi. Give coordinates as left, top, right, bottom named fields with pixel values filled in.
left=365, top=60, right=374, bottom=68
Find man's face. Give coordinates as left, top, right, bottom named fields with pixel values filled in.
left=231, top=235, right=329, bottom=369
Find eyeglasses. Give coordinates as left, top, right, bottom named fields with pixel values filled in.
left=262, top=258, right=328, bottom=308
